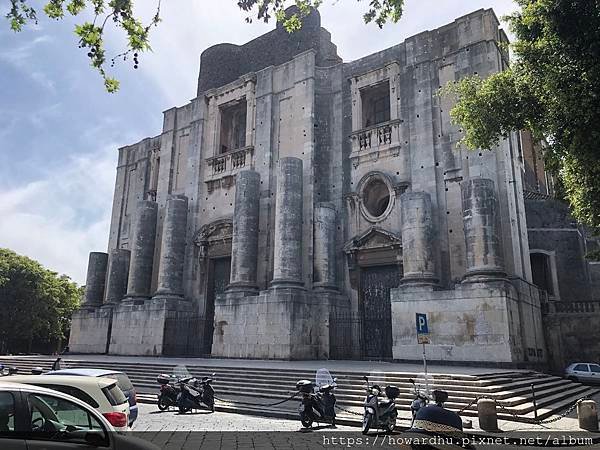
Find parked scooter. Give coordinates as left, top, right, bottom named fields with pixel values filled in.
left=156, top=374, right=181, bottom=411
left=0, top=366, right=18, bottom=376
left=362, top=375, right=399, bottom=435
left=296, top=368, right=337, bottom=428
left=409, top=378, right=430, bottom=427
left=177, top=373, right=216, bottom=413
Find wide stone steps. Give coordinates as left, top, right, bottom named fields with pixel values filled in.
left=1, top=357, right=597, bottom=423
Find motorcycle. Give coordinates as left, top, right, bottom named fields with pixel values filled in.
left=296, top=368, right=337, bottom=428
left=156, top=374, right=181, bottom=411
left=409, top=378, right=430, bottom=427
left=177, top=373, right=216, bottom=414
left=362, top=375, right=399, bottom=435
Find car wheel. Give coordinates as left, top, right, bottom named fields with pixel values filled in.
left=568, top=376, right=579, bottom=383
left=362, top=412, right=373, bottom=435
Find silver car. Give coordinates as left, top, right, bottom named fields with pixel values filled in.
left=565, top=362, right=600, bottom=384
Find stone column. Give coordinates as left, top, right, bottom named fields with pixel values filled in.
left=82, top=252, right=108, bottom=308
left=313, top=202, right=337, bottom=290
left=400, top=191, right=437, bottom=284
left=154, top=195, right=189, bottom=299
left=271, top=157, right=304, bottom=288
left=228, top=171, right=260, bottom=292
left=462, top=178, right=505, bottom=281
left=125, top=200, right=158, bottom=300
left=104, top=249, right=130, bottom=304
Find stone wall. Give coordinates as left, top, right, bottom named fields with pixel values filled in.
left=68, top=308, right=112, bottom=354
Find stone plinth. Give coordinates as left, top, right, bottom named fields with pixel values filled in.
left=82, top=252, right=108, bottom=308
left=104, top=249, right=130, bottom=305
left=313, top=202, right=337, bottom=290
left=154, top=195, right=189, bottom=299
left=229, top=170, right=260, bottom=292
left=125, top=200, right=158, bottom=301
left=109, top=299, right=194, bottom=356
left=68, top=308, right=112, bottom=354
left=211, top=289, right=333, bottom=360
left=400, top=192, right=437, bottom=285
left=462, top=178, right=505, bottom=281
left=271, top=157, right=304, bottom=288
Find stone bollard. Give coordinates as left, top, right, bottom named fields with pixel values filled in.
left=577, top=400, right=599, bottom=431
left=477, top=399, right=498, bottom=432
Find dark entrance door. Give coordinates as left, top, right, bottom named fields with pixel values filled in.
left=360, top=265, right=400, bottom=359
left=205, top=257, right=231, bottom=354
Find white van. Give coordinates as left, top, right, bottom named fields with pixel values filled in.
left=2, top=375, right=130, bottom=432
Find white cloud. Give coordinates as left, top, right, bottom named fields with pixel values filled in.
left=0, top=145, right=118, bottom=284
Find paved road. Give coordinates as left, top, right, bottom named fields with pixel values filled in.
left=132, top=403, right=356, bottom=432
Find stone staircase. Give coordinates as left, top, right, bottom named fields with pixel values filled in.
left=1, top=357, right=597, bottom=426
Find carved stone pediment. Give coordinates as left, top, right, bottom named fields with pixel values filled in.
left=193, top=218, right=233, bottom=258
left=343, top=227, right=402, bottom=253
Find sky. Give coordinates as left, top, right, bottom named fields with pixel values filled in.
left=0, top=0, right=518, bottom=284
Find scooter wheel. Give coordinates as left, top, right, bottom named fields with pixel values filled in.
left=362, top=412, right=373, bottom=435
left=300, top=414, right=313, bottom=428
left=179, top=406, right=192, bottom=414
left=157, top=397, right=170, bottom=411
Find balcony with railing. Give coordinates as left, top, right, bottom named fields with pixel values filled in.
left=350, top=119, right=402, bottom=167
left=205, top=145, right=254, bottom=182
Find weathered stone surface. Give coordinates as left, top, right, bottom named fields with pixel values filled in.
left=271, top=157, right=304, bottom=287
left=125, top=200, right=158, bottom=300
left=68, top=308, right=111, bottom=354
left=462, top=178, right=505, bottom=281
left=229, top=170, right=260, bottom=292
left=155, top=195, right=189, bottom=298
left=82, top=252, right=108, bottom=308
left=400, top=192, right=437, bottom=284
left=313, top=202, right=337, bottom=290
left=104, top=249, right=130, bottom=304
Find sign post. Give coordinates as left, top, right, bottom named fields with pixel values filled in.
left=415, top=313, right=430, bottom=394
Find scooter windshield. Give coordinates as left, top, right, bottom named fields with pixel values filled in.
left=173, top=364, right=192, bottom=380
left=315, top=368, right=333, bottom=388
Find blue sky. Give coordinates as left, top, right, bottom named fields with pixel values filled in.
left=0, top=0, right=517, bottom=284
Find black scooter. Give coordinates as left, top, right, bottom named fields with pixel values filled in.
left=362, top=375, right=399, bottom=435
left=296, top=378, right=337, bottom=428
left=0, top=366, right=18, bottom=376
left=409, top=378, right=430, bottom=427
left=177, top=373, right=216, bottom=413
left=157, top=374, right=181, bottom=411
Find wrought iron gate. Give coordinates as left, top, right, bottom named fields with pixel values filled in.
left=360, top=265, right=400, bottom=359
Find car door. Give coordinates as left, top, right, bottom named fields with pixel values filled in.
left=0, top=390, right=27, bottom=450
left=573, top=363, right=591, bottom=383
left=589, top=364, right=600, bottom=384
left=24, top=392, right=111, bottom=450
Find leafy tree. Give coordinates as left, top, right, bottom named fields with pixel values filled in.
left=5, top=1, right=405, bottom=92
left=442, top=0, right=600, bottom=230
left=0, top=248, right=81, bottom=354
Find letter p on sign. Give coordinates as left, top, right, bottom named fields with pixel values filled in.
left=416, top=313, right=430, bottom=344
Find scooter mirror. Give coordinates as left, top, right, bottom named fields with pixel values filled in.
left=333, top=378, right=337, bottom=382
left=408, top=378, right=414, bottom=385
left=212, top=372, right=216, bottom=377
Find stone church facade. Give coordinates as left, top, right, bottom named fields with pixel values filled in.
left=69, top=8, right=599, bottom=368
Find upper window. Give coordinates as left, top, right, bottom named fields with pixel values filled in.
left=219, top=100, right=247, bottom=154
left=361, top=82, right=390, bottom=128
left=530, top=252, right=554, bottom=295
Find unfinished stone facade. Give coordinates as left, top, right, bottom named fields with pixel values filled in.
left=68, top=7, right=598, bottom=366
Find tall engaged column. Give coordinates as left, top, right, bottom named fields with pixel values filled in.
left=228, top=171, right=260, bottom=292
left=313, top=202, right=337, bottom=290
left=400, top=191, right=437, bottom=285
left=462, top=178, right=505, bottom=281
left=82, top=252, right=108, bottom=308
left=271, top=157, right=304, bottom=288
left=125, top=200, right=158, bottom=301
left=104, top=248, right=130, bottom=304
left=154, top=195, right=189, bottom=299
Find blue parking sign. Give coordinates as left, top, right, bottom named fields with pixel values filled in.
left=416, top=313, right=428, bottom=334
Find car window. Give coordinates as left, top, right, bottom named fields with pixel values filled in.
left=28, top=393, right=106, bottom=444
left=112, top=373, right=134, bottom=392
left=574, top=364, right=590, bottom=372
left=102, top=383, right=127, bottom=406
left=31, top=384, right=100, bottom=408
left=0, top=392, right=16, bottom=434
left=590, top=364, right=600, bottom=373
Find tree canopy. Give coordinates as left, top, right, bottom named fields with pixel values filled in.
left=443, top=0, right=600, bottom=230
left=0, top=248, right=81, bottom=354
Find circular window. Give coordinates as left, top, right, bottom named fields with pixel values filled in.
left=363, top=178, right=391, bottom=218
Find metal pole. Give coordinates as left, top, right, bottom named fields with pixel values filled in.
left=531, top=383, right=538, bottom=419
left=423, top=342, right=430, bottom=395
